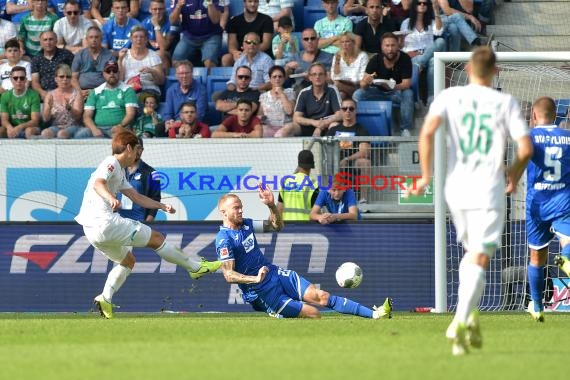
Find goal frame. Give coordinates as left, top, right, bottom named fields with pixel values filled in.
left=432, top=51, right=570, bottom=313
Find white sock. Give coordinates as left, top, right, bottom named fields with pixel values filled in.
left=454, top=259, right=485, bottom=324
left=102, top=265, right=131, bottom=302
left=155, top=242, right=201, bottom=271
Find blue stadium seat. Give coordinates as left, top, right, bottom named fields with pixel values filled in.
left=193, top=67, right=208, bottom=83
left=158, top=102, right=167, bottom=117
left=555, top=98, right=570, bottom=126
left=304, top=7, right=326, bottom=28
left=306, top=0, right=323, bottom=6
left=229, top=1, right=243, bottom=17
left=210, top=66, right=234, bottom=78
left=206, top=75, right=229, bottom=103
left=293, top=0, right=304, bottom=31
left=356, top=101, right=392, bottom=136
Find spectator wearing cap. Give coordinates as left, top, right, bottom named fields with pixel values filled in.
left=31, top=30, right=75, bottom=101
left=75, top=60, right=139, bottom=138
left=272, top=15, right=299, bottom=67
left=277, top=149, right=320, bottom=221
left=0, top=66, right=41, bottom=139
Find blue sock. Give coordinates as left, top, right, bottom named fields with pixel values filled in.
left=528, top=264, right=545, bottom=312
left=562, top=244, right=570, bottom=260
left=327, top=295, right=373, bottom=318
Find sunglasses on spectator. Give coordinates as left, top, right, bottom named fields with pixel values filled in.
left=341, top=106, right=355, bottom=112
left=244, top=40, right=258, bottom=45
left=237, top=75, right=251, bottom=80
left=303, top=36, right=317, bottom=41
left=104, top=68, right=119, bottom=74
left=11, top=76, right=26, bottom=81
left=417, top=2, right=428, bottom=5
left=57, top=74, right=71, bottom=79
left=66, top=10, right=80, bottom=15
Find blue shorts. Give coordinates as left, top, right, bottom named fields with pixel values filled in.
left=526, top=212, right=570, bottom=250
left=253, top=267, right=311, bottom=318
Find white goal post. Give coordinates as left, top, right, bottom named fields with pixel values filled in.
left=433, top=51, right=570, bottom=313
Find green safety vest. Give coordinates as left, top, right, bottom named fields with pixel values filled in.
left=279, top=172, right=317, bottom=221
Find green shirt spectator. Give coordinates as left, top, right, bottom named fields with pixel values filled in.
left=18, top=2, right=58, bottom=57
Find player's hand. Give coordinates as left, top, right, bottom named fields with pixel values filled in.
left=163, top=203, right=176, bottom=213
left=505, top=171, right=519, bottom=194
left=258, top=183, right=275, bottom=205
left=257, top=266, right=269, bottom=283
left=109, top=197, right=121, bottom=211
left=406, top=177, right=430, bottom=197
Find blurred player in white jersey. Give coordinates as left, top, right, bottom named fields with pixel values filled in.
left=409, top=47, right=533, bottom=355
left=75, top=130, right=221, bottom=319
left=525, top=97, right=570, bottom=323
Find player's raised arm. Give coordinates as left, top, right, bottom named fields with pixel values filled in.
left=506, top=135, right=533, bottom=194
left=259, top=184, right=284, bottom=232
left=94, top=178, right=121, bottom=211
left=122, top=187, right=176, bottom=214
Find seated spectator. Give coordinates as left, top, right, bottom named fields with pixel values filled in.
left=0, top=66, right=41, bottom=139
left=258, top=0, right=294, bottom=31
left=221, top=0, right=273, bottom=67
left=284, top=62, right=342, bottom=137
left=212, top=99, right=262, bottom=138
left=53, top=0, right=93, bottom=54
left=142, top=0, right=175, bottom=72
left=400, top=0, right=446, bottom=103
left=18, top=0, right=58, bottom=57
left=101, top=0, right=141, bottom=56
left=31, top=30, right=75, bottom=100
left=272, top=15, right=299, bottom=67
left=0, top=38, right=32, bottom=95
left=227, top=32, right=273, bottom=92
left=71, top=26, right=115, bottom=100
left=437, top=0, right=481, bottom=51
left=314, top=0, right=353, bottom=55
left=76, top=60, right=138, bottom=138
left=41, top=63, right=85, bottom=139
left=0, top=17, right=17, bottom=60
left=342, top=0, right=367, bottom=25
left=169, top=0, right=224, bottom=70
left=134, top=92, right=165, bottom=137
left=167, top=102, right=211, bottom=138
left=353, top=0, right=397, bottom=56
left=118, top=25, right=164, bottom=97
left=215, top=65, right=260, bottom=118
left=48, top=0, right=91, bottom=18
left=386, top=0, right=411, bottom=28
left=326, top=98, right=371, bottom=203
left=163, top=60, right=207, bottom=124
left=309, top=177, right=360, bottom=223
left=258, top=65, right=296, bottom=137
left=284, top=28, right=333, bottom=93
left=353, top=32, right=414, bottom=137
left=91, top=0, right=139, bottom=26
left=330, top=32, right=369, bottom=100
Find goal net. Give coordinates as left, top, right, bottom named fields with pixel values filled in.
left=434, top=52, right=570, bottom=312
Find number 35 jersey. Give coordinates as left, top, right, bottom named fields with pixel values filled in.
left=429, top=84, right=529, bottom=210
left=526, top=125, right=570, bottom=220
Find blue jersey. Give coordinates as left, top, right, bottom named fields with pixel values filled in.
left=314, top=188, right=360, bottom=219
left=527, top=125, right=570, bottom=220
left=102, top=17, right=141, bottom=51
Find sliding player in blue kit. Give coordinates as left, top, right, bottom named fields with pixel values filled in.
left=215, top=185, right=393, bottom=319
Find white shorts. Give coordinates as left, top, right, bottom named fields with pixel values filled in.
left=83, top=214, right=152, bottom=263
left=449, top=208, right=504, bottom=256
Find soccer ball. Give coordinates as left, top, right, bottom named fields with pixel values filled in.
left=335, top=262, right=363, bottom=288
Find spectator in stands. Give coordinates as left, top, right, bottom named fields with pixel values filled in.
left=18, top=0, right=58, bottom=57
left=212, top=99, right=263, bottom=138
left=284, top=28, right=333, bottom=92
left=101, top=0, right=141, bottom=56
left=142, top=0, right=175, bottom=72
left=134, top=93, right=165, bottom=137
left=71, top=26, right=115, bottom=100
left=31, top=30, right=75, bottom=100
left=118, top=25, right=164, bottom=98
left=401, top=0, right=446, bottom=104
left=284, top=62, right=342, bottom=137
left=0, top=16, right=17, bottom=60
left=0, top=38, right=31, bottom=94
left=227, top=32, right=273, bottom=92
left=54, top=0, right=94, bottom=54
left=327, top=98, right=371, bottom=203
left=353, top=32, right=414, bottom=137
left=221, top=0, right=273, bottom=67
left=386, top=0, right=411, bottom=28
left=272, top=15, right=299, bottom=67
left=309, top=176, right=360, bottom=223
left=169, top=0, right=224, bottom=70
left=163, top=60, right=207, bottom=127
left=258, top=0, right=294, bottom=31
left=91, top=0, right=139, bottom=26
left=314, top=0, right=353, bottom=55
left=41, top=64, right=85, bottom=139
left=353, top=0, right=397, bottom=56
left=48, top=0, right=91, bottom=18
left=167, top=101, right=211, bottom=138
left=0, top=66, right=41, bottom=139
left=277, top=149, right=319, bottom=221
left=77, top=60, right=138, bottom=138
left=342, top=0, right=367, bottom=25
left=331, top=32, right=369, bottom=100
left=258, top=65, right=296, bottom=137
left=6, top=0, right=32, bottom=25
left=437, top=0, right=481, bottom=51
left=215, top=65, right=260, bottom=119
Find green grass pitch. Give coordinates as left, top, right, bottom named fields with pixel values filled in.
left=0, top=312, right=562, bottom=380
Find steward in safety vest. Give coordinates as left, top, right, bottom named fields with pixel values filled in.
left=277, top=150, right=319, bottom=221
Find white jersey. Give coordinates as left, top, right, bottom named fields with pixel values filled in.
left=75, top=156, right=133, bottom=227
left=428, top=84, right=528, bottom=210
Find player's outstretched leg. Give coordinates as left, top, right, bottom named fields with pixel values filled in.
left=188, top=257, right=223, bottom=279
left=466, top=310, right=482, bottom=349
left=373, top=297, right=393, bottom=319
left=527, top=263, right=545, bottom=322
left=315, top=291, right=392, bottom=319
left=153, top=239, right=221, bottom=279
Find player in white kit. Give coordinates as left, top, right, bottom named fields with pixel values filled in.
left=409, top=47, right=533, bottom=355
left=75, top=130, right=221, bottom=318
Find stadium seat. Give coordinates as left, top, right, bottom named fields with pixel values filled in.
left=229, top=1, right=243, bottom=17
left=210, top=66, right=234, bottom=78
left=206, top=75, right=229, bottom=103
left=306, top=0, right=323, bottom=6
left=304, top=7, right=326, bottom=29
left=293, top=0, right=304, bottom=31
left=356, top=101, right=392, bottom=136
left=158, top=102, right=167, bottom=117
left=193, top=67, right=208, bottom=83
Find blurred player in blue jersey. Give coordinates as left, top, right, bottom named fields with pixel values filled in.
left=215, top=185, right=393, bottom=319
left=525, top=96, right=570, bottom=323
